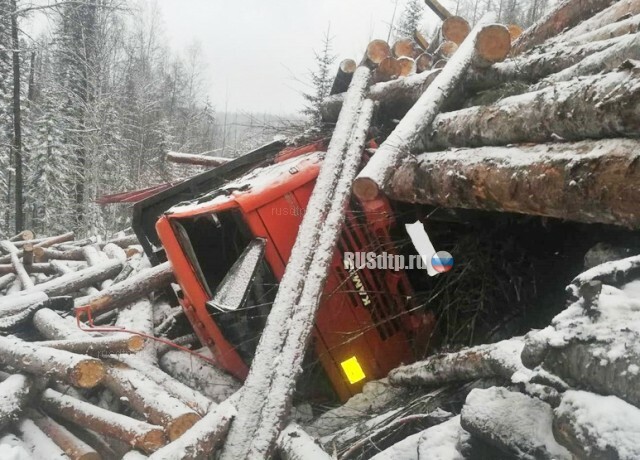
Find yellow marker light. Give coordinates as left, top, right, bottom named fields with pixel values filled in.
left=340, top=356, right=366, bottom=384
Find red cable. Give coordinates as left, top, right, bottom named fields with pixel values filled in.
left=74, top=305, right=219, bottom=366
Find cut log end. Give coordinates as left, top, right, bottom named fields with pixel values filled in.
left=416, top=52, right=434, bottom=73
left=436, top=40, right=459, bottom=59
left=70, top=360, right=105, bottom=388
left=339, top=58, right=357, bottom=74
left=353, top=177, right=381, bottom=201
left=392, top=38, right=417, bottom=58
left=397, top=57, right=415, bottom=76
left=366, top=39, right=392, bottom=66
left=128, top=335, right=145, bottom=352
left=167, top=413, right=202, bottom=441
left=442, top=16, right=471, bottom=44
left=433, top=59, right=447, bottom=69
left=140, top=429, right=166, bottom=453
left=375, top=57, right=401, bottom=82
left=508, top=24, right=523, bottom=42
left=475, top=24, right=512, bottom=65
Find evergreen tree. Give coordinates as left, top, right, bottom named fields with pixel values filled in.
left=395, top=0, right=424, bottom=39
left=302, top=28, right=336, bottom=127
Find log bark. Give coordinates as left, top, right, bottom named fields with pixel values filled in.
left=0, top=295, right=71, bottom=332
left=166, top=152, right=231, bottom=168
left=41, top=388, right=166, bottom=454
left=0, top=374, right=32, bottom=430
left=277, top=424, right=332, bottom=460
left=388, top=338, right=527, bottom=387
left=147, top=402, right=235, bottom=460
left=418, top=69, right=640, bottom=152
left=537, top=33, right=640, bottom=86
left=33, top=307, right=94, bottom=340
left=414, top=30, right=429, bottom=50
left=388, top=139, right=640, bottom=228
left=424, top=0, right=452, bottom=19
left=460, top=387, right=571, bottom=459
left=442, top=16, right=470, bottom=44
left=22, top=243, right=33, bottom=267
left=0, top=262, right=56, bottom=275
left=102, top=234, right=139, bottom=249
left=353, top=13, right=499, bottom=202
left=567, top=13, right=640, bottom=44
left=553, top=390, right=640, bottom=459
left=17, top=418, right=71, bottom=459
left=102, top=361, right=201, bottom=441
left=116, top=298, right=157, bottom=363
left=41, top=335, right=145, bottom=357
left=330, top=59, right=358, bottom=95
left=511, top=0, right=615, bottom=54
left=29, top=410, right=101, bottom=460
left=34, top=246, right=86, bottom=262
left=220, top=68, right=373, bottom=459
left=0, top=336, right=104, bottom=388
left=552, top=0, right=640, bottom=43
left=0, top=273, right=16, bottom=290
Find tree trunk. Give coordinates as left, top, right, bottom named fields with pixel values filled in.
left=146, top=402, right=235, bottom=460
left=424, top=0, right=453, bottom=20
left=40, top=335, right=145, bottom=356
left=0, top=374, right=32, bottom=431
left=115, top=298, right=156, bottom=363
left=10, top=0, right=23, bottom=233
left=0, top=336, right=104, bottom=388
left=40, top=388, right=166, bottom=454
left=29, top=410, right=101, bottom=460
left=17, top=418, right=70, bottom=459
left=537, top=33, right=640, bottom=86
left=74, top=262, right=174, bottom=316
left=220, top=68, right=373, bottom=460
left=102, top=361, right=201, bottom=441
left=354, top=13, right=500, bottom=202
left=567, top=14, right=640, bottom=45
left=34, top=247, right=86, bottom=262
left=165, top=152, right=231, bottom=168
left=552, top=0, right=640, bottom=43
left=418, top=69, right=640, bottom=152
left=388, top=139, right=640, bottom=228
left=23, top=259, right=122, bottom=297
left=329, top=58, right=357, bottom=95
left=553, top=390, right=640, bottom=459
left=511, top=0, right=615, bottom=54
left=0, top=273, right=16, bottom=290
left=0, top=295, right=71, bottom=333
left=0, top=263, right=56, bottom=275
left=9, top=230, right=35, bottom=242
left=388, top=338, right=526, bottom=387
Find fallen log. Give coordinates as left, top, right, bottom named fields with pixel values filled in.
left=0, top=374, right=32, bottom=430
left=9, top=230, right=35, bottom=242
left=442, top=16, right=470, bottom=44
left=417, top=69, right=640, bottom=152
left=388, top=139, right=640, bottom=228
left=461, top=387, right=571, bottom=459
left=102, top=361, right=201, bottom=441
left=511, top=0, right=615, bottom=54
left=424, top=0, right=452, bottom=19
left=146, top=401, right=235, bottom=460
left=75, top=262, right=174, bottom=316
left=552, top=0, right=640, bottom=43
left=537, top=34, right=640, bottom=86
left=0, top=262, right=56, bottom=275
left=0, top=296, right=71, bottom=332
left=329, top=59, right=357, bottom=95
left=0, top=273, right=15, bottom=290
left=17, top=417, right=71, bottom=459
left=1, top=240, right=33, bottom=289
left=33, top=308, right=95, bottom=340
left=414, top=30, right=429, bottom=50
left=553, top=390, right=640, bottom=459
left=101, top=234, right=138, bottom=249
left=115, top=298, right=157, bottom=363
left=353, top=13, right=500, bottom=201
left=40, top=335, right=145, bottom=356
left=33, top=246, right=85, bottom=262
left=415, top=52, right=434, bottom=72
left=567, top=13, right=640, bottom=44
left=392, top=38, right=418, bottom=58
left=41, top=388, right=166, bottom=454
left=0, top=336, right=104, bottom=388
left=220, top=67, right=373, bottom=459
left=224, top=100, right=376, bottom=459
left=103, top=242, right=127, bottom=262
left=388, top=338, right=528, bottom=387
left=166, top=151, right=231, bottom=168
left=277, top=424, right=332, bottom=460
left=29, top=410, right=101, bottom=460
left=362, top=39, right=391, bottom=68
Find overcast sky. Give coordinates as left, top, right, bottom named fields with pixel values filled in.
left=157, top=0, right=443, bottom=115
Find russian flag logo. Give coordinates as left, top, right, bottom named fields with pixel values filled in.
left=431, top=251, right=454, bottom=273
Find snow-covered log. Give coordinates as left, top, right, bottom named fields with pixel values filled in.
left=146, top=401, right=236, bottom=460
left=0, top=374, right=32, bottom=430
left=460, top=387, right=571, bottom=459
left=330, top=58, right=357, bottom=95
left=353, top=13, right=501, bottom=201
left=8, top=230, right=35, bottom=242
left=165, top=152, right=231, bottom=168
left=100, top=234, right=138, bottom=249
left=571, top=254, right=640, bottom=288
left=33, top=247, right=85, bottom=262
left=551, top=0, right=640, bottom=43
left=387, top=139, right=640, bottom=228
left=553, top=390, right=640, bottom=459
left=159, top=349, right=239, bottom=403
left=277, top=424, right=332, bottom=460
left=0, top=273, right=15, bottom=290
left=33, top=307, right=95, bottom=340
left=417, top=69, right=640, bottom=152
left=103, top=361, right=201, bottom=441
left=74, top=262, right=174, bottom=316
left=388, top=338, right=528, bottom=387
left=567, top=14, right=640, bottom=45
left=537, top=34, right=640, bottom=86
left=103, top=243, right=127, bottom=262
left=40, top=335, right=145, bottom=356
left=30, top=411, right=101, bottom=460
left=0, top=336, right=104, bottom=388
left=40, top=388, right=166, bottom=454
left=0, top=262, right=56, bottom=275
left=115, top=298, right=156, bottom=363
left=511, top=0, right=615, bottom=54
left=0, top=240, right=33, bottom=289
left=17, top=418, right=70, bottom=459
left=220, top=67, right=372, bottom=460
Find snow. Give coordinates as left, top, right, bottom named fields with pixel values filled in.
left=0, top=434, right=31, bottom=460
left=557, top=390, right=640, bottom=459
left=0, top=375, right=30, bottom=416
left=461, top=387, right=570, bottom=459
left=17, top=418, right=70, bottom=459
